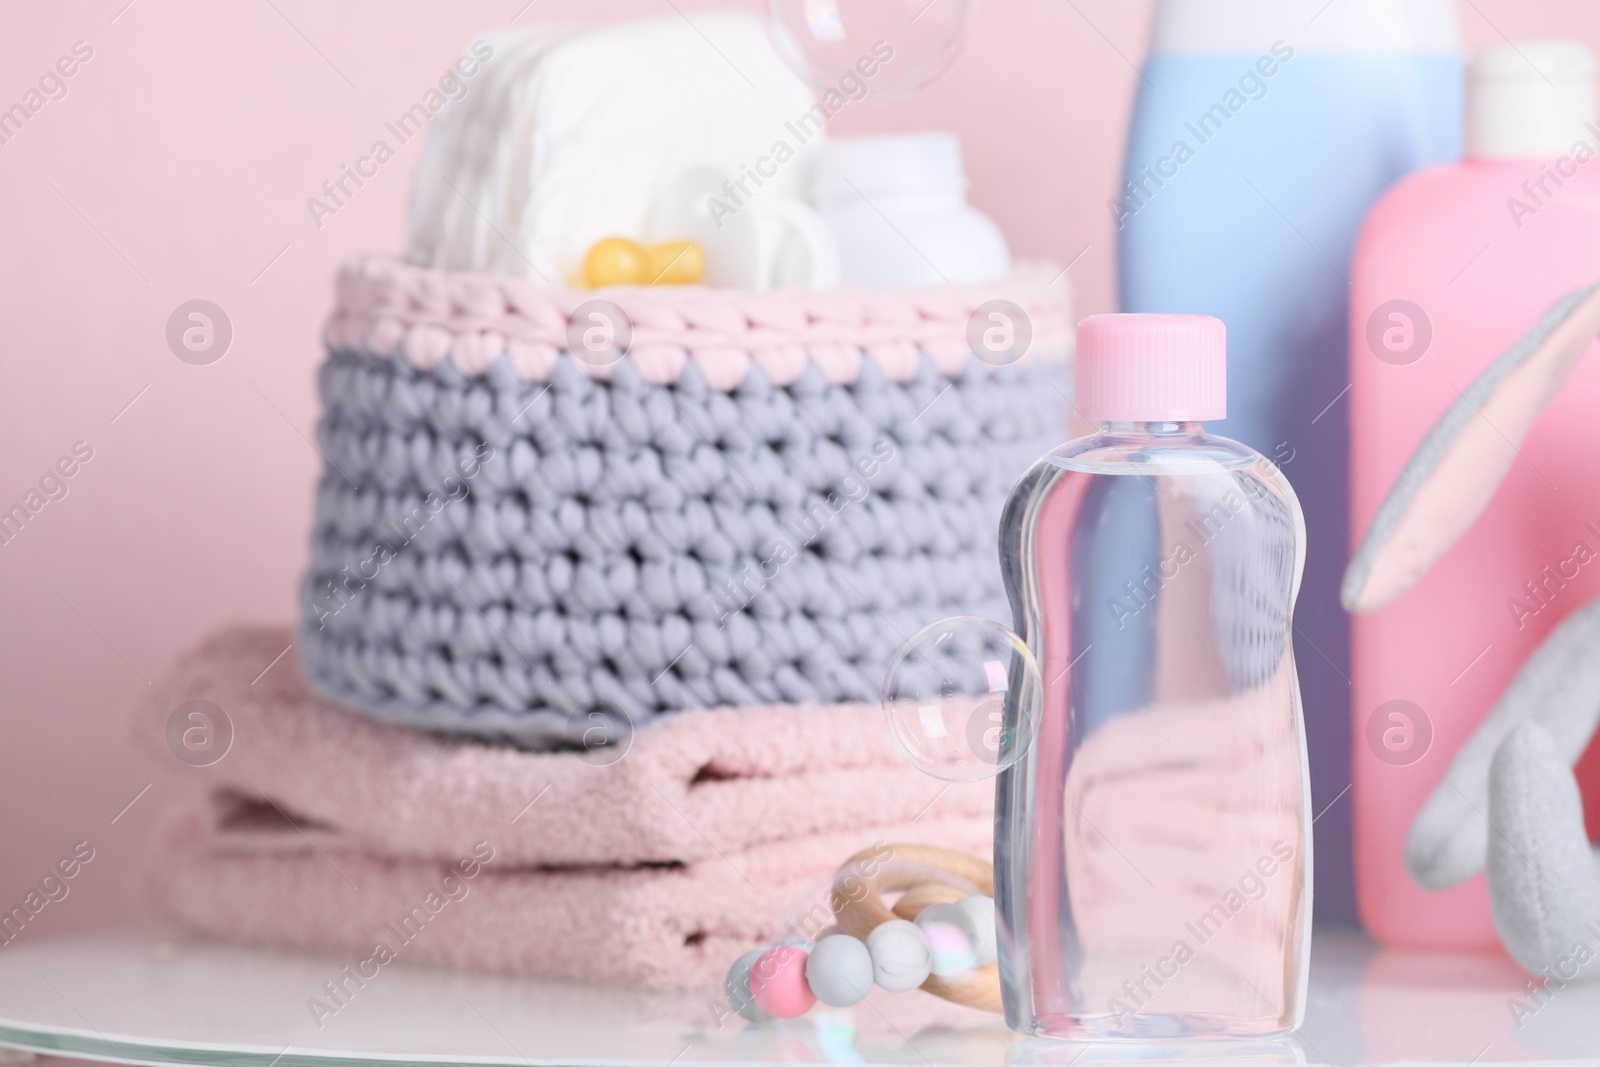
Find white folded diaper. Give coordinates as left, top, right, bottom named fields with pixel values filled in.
left=404, top=10, right=824, bottom=285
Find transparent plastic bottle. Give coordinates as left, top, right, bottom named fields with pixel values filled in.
left=994, top=314, right=1313, bottom=1039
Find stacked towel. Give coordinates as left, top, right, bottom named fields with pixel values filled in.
left=142, top=628, right=993, bottom=989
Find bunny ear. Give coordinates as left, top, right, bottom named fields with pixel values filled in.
left=1343, top=282, right=1600, bottom=614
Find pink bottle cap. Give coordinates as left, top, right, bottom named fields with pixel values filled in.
left=1075, top=313, right=1227, bottom=422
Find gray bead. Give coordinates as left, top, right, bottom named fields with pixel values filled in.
left=805, top=934, right=873, bottom=1007
left=955, top=895, right=998, bottom=966
left=724, top=948, right=770, bottom=1023
left=915, top=902, right=977, bottom=942
left=867, top=919, right=932, bottom=992
left=915, top=903, right=978, bottom=976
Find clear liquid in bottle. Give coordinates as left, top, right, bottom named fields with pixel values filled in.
left=993, top=315, right=1313, bottom=1039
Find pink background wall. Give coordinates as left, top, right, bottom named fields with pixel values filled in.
left=0, top=0, right=1594, bottom=940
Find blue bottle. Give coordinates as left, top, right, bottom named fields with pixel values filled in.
left=1114, top=0, right=1462, bottom=923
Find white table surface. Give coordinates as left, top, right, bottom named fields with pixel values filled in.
left=0, top=931, right=1593, bottom=1067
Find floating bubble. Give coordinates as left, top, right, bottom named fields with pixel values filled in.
left=882, top=616, right=1041, bottom=782
left=760, top=0, right=979, bottom=102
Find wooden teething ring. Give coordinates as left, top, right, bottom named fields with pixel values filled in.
left=829, top=843, right=1003, bottom=1013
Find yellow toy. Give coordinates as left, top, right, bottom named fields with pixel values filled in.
left=582, top=237, right=704, bottom=288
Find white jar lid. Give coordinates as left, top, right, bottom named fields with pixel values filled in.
left=811, top=133, right=967, bottom=203
left=1149, top=0, right=1458, bottom=54
left=1466, top=41, right=1597, bottom=159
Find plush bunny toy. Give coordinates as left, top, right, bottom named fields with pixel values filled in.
left=1344, top=281, right=1600, bottom=978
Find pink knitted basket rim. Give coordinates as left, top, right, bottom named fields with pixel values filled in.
left=322, top=255, right=1074, bottom=390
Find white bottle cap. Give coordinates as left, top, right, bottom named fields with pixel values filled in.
left=1466, top=41, right=1597, bottom=160
left=1149, top=0, right=1458, bottom=55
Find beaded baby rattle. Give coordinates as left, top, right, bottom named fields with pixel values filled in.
left=724, top=844, right=1004, bottom=1020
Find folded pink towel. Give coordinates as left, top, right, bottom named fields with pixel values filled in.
left=139, top=627, right=996, bottom=989
left=151, top=792, right=992, bottom=990
left=140, top=627, right=991, bottom=867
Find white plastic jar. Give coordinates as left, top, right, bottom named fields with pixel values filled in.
left=812, top=133, right=1010, bottom=288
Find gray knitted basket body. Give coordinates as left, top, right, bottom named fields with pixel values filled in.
left=298, top=257, right=1071, bottom=748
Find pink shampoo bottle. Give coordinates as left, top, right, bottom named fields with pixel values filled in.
left=1349, top=41, right=1600, bottom=949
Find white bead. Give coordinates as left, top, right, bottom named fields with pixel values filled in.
left=724, top=948, right=770, bottom=1022
left=805, top=934, right=873, bottom=1006
left=866, top=919, right=932, bottom=992
left=914, top=903, right=978, bottom=976
left=956, top=895, right=998, bottom=966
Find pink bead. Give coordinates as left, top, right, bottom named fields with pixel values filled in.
left=749, top=945, right=816, bottom=1019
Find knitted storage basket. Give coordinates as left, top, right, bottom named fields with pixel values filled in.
left=299, top=256, right=1071, bottom=748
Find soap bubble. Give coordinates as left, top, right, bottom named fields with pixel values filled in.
left=760, top=0, right=979, bottom=102
left=882, top=617, right=1041, bottom=782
